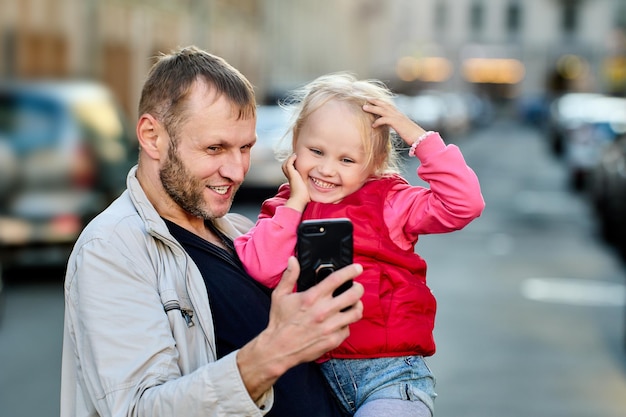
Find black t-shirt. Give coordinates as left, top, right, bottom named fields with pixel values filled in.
left=164, top=219, right=346, bottom=417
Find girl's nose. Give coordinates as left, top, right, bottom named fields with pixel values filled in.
left=317, top=158, right=336, bottom=176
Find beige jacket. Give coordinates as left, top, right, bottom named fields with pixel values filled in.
left=61, top=166, right=271, bottom=416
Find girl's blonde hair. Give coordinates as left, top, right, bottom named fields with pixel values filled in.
left=278, top=72, right=401, bottom=177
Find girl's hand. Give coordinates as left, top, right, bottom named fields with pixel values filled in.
left=363, top=99, right=426, bottom=147
left=282, top=153, right=310, bottom=212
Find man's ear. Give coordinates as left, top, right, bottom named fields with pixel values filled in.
left=137, top=114, right=163, bottom=160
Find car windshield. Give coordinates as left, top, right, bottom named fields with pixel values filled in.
left=0, top=92, right=65, bottom=156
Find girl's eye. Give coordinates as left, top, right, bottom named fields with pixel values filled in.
left=342, top=158, right=355, bottom=164
left=310, top=148, right=323, bottom=156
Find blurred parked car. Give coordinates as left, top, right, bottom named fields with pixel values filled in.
left=0, top=265, right=4, bottom=325
left=590, top=133, right=626, bottom=255
left=239, top=104, right=292, bottom=197
left=566, top=96, right=626, bottom=190
left=461, top=92, right=494, bottom=128
left=0, top=80, right=137, bottom=271
left=546, top=92, right=602, bottom=156
left=429, top=90, right=473, bottom=136
left=547, top=93, right=626, bottom=190
left=394, top=91, right=473, bottom=138
left=516, top=93, right=550, bottom=127
left=394, top=93, right=448, bottom=134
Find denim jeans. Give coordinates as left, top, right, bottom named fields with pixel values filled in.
left=320, top=356, right=437, bottom=416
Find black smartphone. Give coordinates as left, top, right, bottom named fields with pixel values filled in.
left=296, top=218, right=353, bottom=296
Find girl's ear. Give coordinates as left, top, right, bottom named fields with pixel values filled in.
left=136, top=114, right=163, bottom=160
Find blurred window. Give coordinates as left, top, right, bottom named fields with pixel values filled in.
left=616, top=2, right=626, bottom=29
left=470, top=1, right=484, bottom=37
left=561, top=1, right=579, bottom=35
left=2, top=29, right=17, bottom=77
left=435, top=2, right=447, bottom=30
left=506, top=1, right=521, bottom=35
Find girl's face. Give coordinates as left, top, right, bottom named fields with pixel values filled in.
left=294, top=100, right=372, bottom=204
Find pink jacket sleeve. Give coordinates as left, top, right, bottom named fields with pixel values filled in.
left=386, top=133, right=485, bottom=247
left=234, top=205, right=302, bottom=288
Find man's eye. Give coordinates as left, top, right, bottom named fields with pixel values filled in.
left=207, top=146, right=222, bottom=153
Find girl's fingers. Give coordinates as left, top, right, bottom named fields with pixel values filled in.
left=282, top=153, right=297, bottom=177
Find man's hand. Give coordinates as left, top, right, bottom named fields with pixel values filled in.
left=237, top=256, right=364, bottom=401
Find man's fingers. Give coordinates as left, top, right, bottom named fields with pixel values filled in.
left=274, top=256, right=299, bottom=296
left=317, top=263, right=362, bottom=294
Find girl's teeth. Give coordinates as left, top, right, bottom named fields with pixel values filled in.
left=312, top=178, right=335, bottom=189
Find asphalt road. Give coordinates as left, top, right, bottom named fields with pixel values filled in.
left=1, top=115, right=625, bottom=417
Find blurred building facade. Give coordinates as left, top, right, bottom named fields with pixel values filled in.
left=1, top=0, right=625, bottom=121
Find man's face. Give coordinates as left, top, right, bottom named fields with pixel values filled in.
left=159, top=85, right=256, bottom=220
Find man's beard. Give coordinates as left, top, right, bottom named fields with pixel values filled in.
left=159, top=145, right=234, bottom=220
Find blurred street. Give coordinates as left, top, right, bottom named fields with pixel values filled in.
left=1, top=115, right=626, bottom=417
left=420, top=117, right=626, bottom=417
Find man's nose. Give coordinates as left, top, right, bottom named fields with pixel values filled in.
left=220, top=152, right=247, bottom=183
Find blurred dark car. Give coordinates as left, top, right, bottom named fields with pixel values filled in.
left=0, top=81, right=137, bottom=271
left=0, top=267, right=4, bottom=325
left=591, top=133, right=626, bottom=255
left=516, top=93, right=550, bottom=127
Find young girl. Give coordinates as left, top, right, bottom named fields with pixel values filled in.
left=235, top=73, right=485, bottom=417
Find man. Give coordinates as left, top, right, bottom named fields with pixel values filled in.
left=60, top=46, right=364, bottom=417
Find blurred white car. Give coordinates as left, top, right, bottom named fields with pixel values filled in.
left=394, top=91, right=472, bottom=138
left=241, top=105, right=293, bottom=194
left=393, top=93, right=447, bottom=134
left=547, top=92, right=603, bottom=156
left=560, top=95, right=626, bottom=190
